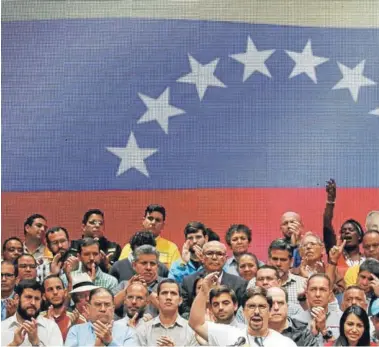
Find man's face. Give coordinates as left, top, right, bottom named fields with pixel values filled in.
left=133, top=254, right=158, bottom=285
left=243, top=295, right=269, bottom=335
left=280, top=213, right=301, bottom=239
left=3, top=240, right=23, bottom=262
left=47, top=230, right=70, bottom=257
left=299, top=236, right=323, bottom=262
left=268, top=249, right=291, bottom=276
left=256, top=269, right=279, bottom=290
left=341, top=288, right=367, bottom=311
left=158, top=283, right=182, bottom=313
left=142, top=212, right=165, bottom=237
left=186, top=230, right=208, bottom=254
left=1, top=263, right=16, bottom=293
left=202, top=243, right=227, bottom=272
left=306, top=277, right=331, bottom=309
left=210, top=293, right=237, bottom=324
left=124, top=284, right=148, bottom=319
left=229, top=231, right=250, bottom=255
left=25, top=218, right=47, bottom=240
left=79, top=244, right=100, bottom=272
left=43, top=277, right=66, bottom=309
left=74, top=291, right=90, bottom=313
left=362, top=233, right=379, bottom=259
left=17, top=288, right=42, bottom=320
left=17, top=256, right=37, bottom=280
left=367, top=214, right=379, bottom=232
left=268, top=288, right=288, bottom=325
left=341, top=223, right=360, bottom=248
left=238, top=255, right=258, bottom=282
left=371, top=316, right=379, bottom=335
left=82, top=214, right=104, bottom=239
left=357, top=270, right=374, bottom=294
left=89, top=291, right=114, bottom=324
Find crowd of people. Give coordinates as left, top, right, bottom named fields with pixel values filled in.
left=1, top=179, right=379, bottom=346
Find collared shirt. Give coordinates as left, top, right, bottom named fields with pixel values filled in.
left=23, top=242, right=53, bottom=263
left=70, top=264, right=118, bottom=291
left=136, top=314, right=197, bottom=346
left=168, top=259, right=203, bottom=284
left=292, top=309, right=341, bottom=344
left=65, top=321, right=137, bottom=346
left=1, top=291, right=15, bottom=321
left=119, top=236, right=181, bottom=268
left=223, top=256, right=240, bottom=277
left=113, top=315, right=144, bottom=329
left=247, top=273, right=306, bottom=316
left=40, top=308, right=83, bottom=341
left=223, top=256, right=265, bottom=277
left=2, top=313, right=63, bottom=346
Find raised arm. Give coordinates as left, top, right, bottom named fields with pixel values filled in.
left=188, top=272, right=218, bottom=342
left=323, top=179, right=337, bottom=255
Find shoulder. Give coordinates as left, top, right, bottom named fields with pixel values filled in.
left=289, top=273, right=306, bottom=282
left=157, top=237, right=179, bottom=249
left=268, top=329, right=297, bottom=345
left=223, top=272, right=247, bottom=285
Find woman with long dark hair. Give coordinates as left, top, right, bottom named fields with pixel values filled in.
left=325, top=305, right=373, bottom=346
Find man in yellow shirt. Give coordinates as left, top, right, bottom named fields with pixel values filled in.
left=119, top=204, right=180, bottom=268
left=345, top=229, right=379, bottom=287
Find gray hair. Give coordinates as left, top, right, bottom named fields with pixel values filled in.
left=133, top=244, right=159, bottom=261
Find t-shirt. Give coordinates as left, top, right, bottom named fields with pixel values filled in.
left=207, top=322, right=297, bottom=347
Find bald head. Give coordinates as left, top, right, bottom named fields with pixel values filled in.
left=366, top=211, right=379, bottom=232
left=280, top=211, right=303, bottom=239
left=203, top=241, right=227, bottom=253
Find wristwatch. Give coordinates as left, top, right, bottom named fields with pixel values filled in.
left=322, top=330, right=333, bottom=341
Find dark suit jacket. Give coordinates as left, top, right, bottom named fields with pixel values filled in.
left=109, top=257, right=169, bottom=282
left=180, top=270, right=247, bottom=315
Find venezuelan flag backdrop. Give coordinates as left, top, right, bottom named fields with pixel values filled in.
left=2, top=1, right=379, bottom=261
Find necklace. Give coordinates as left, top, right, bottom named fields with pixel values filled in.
left=343, top=250, right=364, bottom=267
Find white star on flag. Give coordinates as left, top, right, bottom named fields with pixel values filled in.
left=137, top=88, right=185, bottom=134
left=369, top=108, right=379, bottom=116
left=332, top=60, right=377, bottom=102
left=177, top=54, right=226, bottom=100
left=285, top=39, right=329, bottom=83
left=230, top=36, right=275, bottom=81
left=106, top=132, right=158, bottom=177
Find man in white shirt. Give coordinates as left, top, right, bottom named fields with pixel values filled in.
left=189, top=272, right=297, bottom=346
left=1, top=279, right=63, bottom=346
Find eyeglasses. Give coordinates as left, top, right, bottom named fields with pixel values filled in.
left=245, top=303, right=268, bottom=312
left=301, top=241, right=322, bottom=248
left=1, top=273, right=15, bottom=278
left=18, top=264, right=37, bottom=269
left=88, top=220, right=103, bottom=226
left=204, top=251, right=225, bottom=258
left=49, top=239, right=69, bottom=247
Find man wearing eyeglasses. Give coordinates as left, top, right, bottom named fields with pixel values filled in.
left=1, top=261, right=17, bottom=321
left=119, top=204, right=181, bottom=269
left=70, top=209, right=121, bottom=273
left=189, top=273, right=297, bottom=346
left=181, top=241, right=247, bottom=317
left=15, top=254, right=38, bottom=282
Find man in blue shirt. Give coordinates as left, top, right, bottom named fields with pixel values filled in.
left=169, top=221, right=208, bottom=284
left=1, top=261, right=16, bottom=321
left=65, top=287, right=137, bottom=346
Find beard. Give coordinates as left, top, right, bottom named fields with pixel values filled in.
left=47, top=300, right=64, bottom=309
left=125, top=306, right=145, bottom=320
left=17, top=305, right=40, bottom=321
